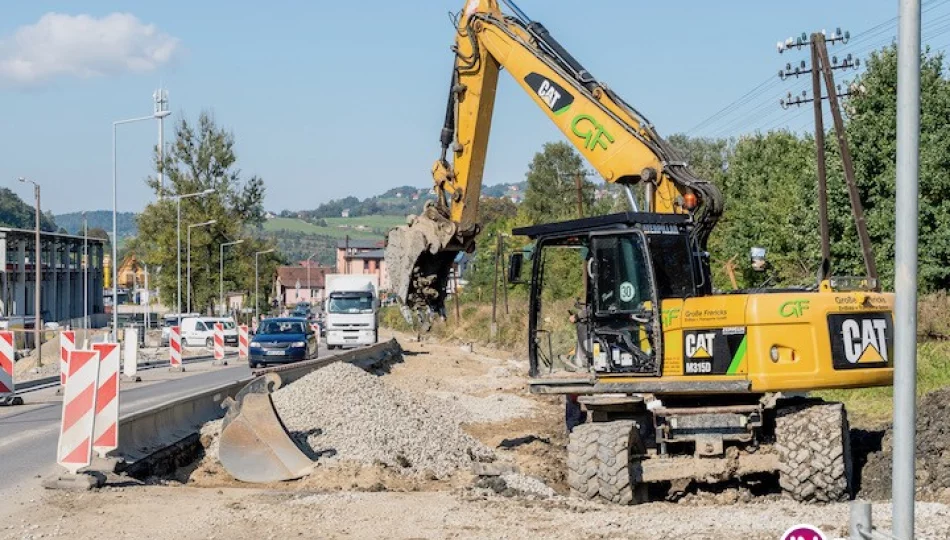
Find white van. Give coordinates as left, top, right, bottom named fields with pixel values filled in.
left=180, top=316, right=238, bottom=348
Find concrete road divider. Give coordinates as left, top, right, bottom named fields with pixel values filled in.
left=60, top=330, right=76, bottom=386
left=92, top=343, right=120, bottom=458
left=213, top=323, right=226, bottom=365
left=0, top=331, right=22, bottom=406
left=57, top=350, right=100, bottom=474
left=238, top=325, right=249, bottom=360
left=170, top=326, right=183, bottom=372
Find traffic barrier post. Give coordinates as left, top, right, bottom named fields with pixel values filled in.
left=123, top=327, right=139, bottom=380
left=213, top=323, right=226, bottom=365
left=169, top=326, right=183, bottom=372
left=57, top=349, right=100, bottom=473
left=0, top=331, right=22, bottom=406
left=92, top=343, right=120, bottom=457
left=238, top=325, right=249, bottom=360
left=60, top=330, right=76, bottom=386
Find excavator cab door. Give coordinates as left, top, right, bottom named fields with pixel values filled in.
left=588, top=231, right=663, bottom=376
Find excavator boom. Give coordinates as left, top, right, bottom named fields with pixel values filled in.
left=386, top=0, right=722, bottom=324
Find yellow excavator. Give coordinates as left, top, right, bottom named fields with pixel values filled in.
left=385, top=0, right=894, bottom=503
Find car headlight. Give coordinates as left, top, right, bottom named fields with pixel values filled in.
left=250, top=341, right=260, bottom=347
left=291, top=341, right=306, bottom=347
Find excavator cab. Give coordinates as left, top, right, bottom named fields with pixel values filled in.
left=515, top=212, right=701, bottom=379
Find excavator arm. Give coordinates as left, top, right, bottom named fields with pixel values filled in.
left=386, top=0, right=723, bottom=326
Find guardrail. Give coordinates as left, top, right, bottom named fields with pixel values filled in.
left=115, top=340, right=401, bottom=466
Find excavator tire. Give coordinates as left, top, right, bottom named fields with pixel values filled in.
left=567, top=423, right=603, bottom=500
left=775, top=401, right=853, bottom=503
left=596, top=420, right=649, bottom=505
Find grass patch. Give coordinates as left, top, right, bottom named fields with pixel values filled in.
left=262, top=217, right=382, bottom=239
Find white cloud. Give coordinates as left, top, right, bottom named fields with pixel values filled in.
left=0, top=12, right=180, bottom=87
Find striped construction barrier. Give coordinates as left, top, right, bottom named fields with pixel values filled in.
left=57, top=349, right=100, bottom=474
left=213, top=323, right=226, bottom=365
left=0, top=331, right=15, bottom=401
left=238, top=325, right=249, bottom=360
left=123, top=327, right=139, bottom=379
left=92, top=343, right=120, bottom=457
left=169, top=326, right=182, bottom=371
left=60, top=330, right=76, bottom=386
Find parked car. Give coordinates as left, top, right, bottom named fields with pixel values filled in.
left=180, top=316, right=238, bottom=348
left=248, top=317, right=318, bottom=369
left=160, top=313, right=200, bottom=346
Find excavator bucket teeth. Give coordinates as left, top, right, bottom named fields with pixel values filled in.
left=218, top=372, right=315, bottom=483
left=385, top=210, right=459, bottom=326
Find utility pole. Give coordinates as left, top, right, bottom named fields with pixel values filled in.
left=778, top=29, right=874, bottom=285
left=574, top=173, right=585, bottom=218
left=154, top=88, right=169, bottom=199
left=18, top=178, right=42, bottom=365
left=490, top=234, right=500, bottom=341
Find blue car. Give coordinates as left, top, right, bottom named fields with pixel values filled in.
left=248, top=317, right=318, bottom=368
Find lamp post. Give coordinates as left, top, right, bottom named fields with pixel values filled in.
left=82, top=211, right=88, bottom=334
left=113, top=108, right=170, bottom=340
left=17, top=177, right=42, bottom=365
left=306, top=253, right=318, bottom=304
left=219, top=240, right=244, bottom=316
left=187, top=219, right=216, bottom=313
left=255, top=249, right=275, bottom=323
left=169, top=189, right=215, bottom=329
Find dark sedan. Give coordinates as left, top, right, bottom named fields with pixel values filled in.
left=248, top=318, right=318, bottom=369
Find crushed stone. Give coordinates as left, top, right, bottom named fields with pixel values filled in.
left=270, top=362, right=495, bottom=479
left=426, top=390, right=536, bottom=423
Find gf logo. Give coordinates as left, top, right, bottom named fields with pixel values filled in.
left=662, top=308, right=681, bottom=327
left=779, top=300, right=810, bottom=318
left=571, top=114, right=615, bottom=151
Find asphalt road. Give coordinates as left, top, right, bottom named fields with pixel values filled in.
left=0, top=345, right=334, bottom=501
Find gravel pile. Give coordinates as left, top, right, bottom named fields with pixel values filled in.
left=427, top=390, right=536, bottom=423
left=270, top=362, right=495, bottom=478
left=859, top=387, right=950, bottom=501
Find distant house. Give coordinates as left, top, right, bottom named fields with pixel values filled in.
left=341, top=209, right=350, bottom=218
left=336, top=239, right=389, bottom=290
left=274, top=265, right=334, bottom=307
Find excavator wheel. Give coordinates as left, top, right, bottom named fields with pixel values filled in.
left=596, top=420, right=649, bottom=505
left=566, top=423, right=603, bottom=499
left=775, top=401, right=853, bottom=503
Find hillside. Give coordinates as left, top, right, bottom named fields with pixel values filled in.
left=55, top=210, right=138, bottom=238
left=0, top=187, right=58, bottom=232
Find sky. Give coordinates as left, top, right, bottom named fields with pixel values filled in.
left=0, top=0, right=936, bottom=215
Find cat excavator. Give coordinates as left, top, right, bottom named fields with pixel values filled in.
left=385, top=0, right=894, bottom=503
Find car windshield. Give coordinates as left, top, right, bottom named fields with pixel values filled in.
left=258, top=321, right=305, bottom=335
left=328, top=294, right=374, bottom=314
left=220, top=321, right=236, bottom=329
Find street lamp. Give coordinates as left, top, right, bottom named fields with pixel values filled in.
left=187, top=219, right=217, bottom=313
left=169, top=189, right=215, bottom=329
left=82, top=211, right=88, bottom=335
left=255, top=249, right=275, bottom=323
left=17, top=177, right=42, bottom=365
left=113, top=106, right=171, bottom=340
left=219, top=239, right=244, bottom=316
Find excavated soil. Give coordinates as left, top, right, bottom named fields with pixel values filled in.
left=858, top=387, right=950, bottom=502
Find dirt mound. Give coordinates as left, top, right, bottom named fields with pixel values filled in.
left=858, top=387, right=950, bottom=502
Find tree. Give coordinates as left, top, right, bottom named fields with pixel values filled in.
left=522, top=142, right=594, bottom=223
left=136, top=111, right=276, bottom=312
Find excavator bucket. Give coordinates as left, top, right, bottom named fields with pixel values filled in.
left=218, top=372, right=315, bottom=483
left=385, top=206, right=460, bottom=327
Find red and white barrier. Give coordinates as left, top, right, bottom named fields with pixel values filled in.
left=60, top=330, right=76, bottom=386
left=0, top=331, right=15, bottom=398
left=92, top=343, right=120, bottom=457
left=169, top=326, right=182, bottom=370
left=238, top=325, right=249, bottom=359
left=213, top=323, right=225, bottom=364
left=57, top=349, right=100, bottom=474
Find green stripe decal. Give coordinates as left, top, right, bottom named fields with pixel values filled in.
left=554, top=104, right=572, bottom=116
left=726, top=336, right=747, bottom=375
